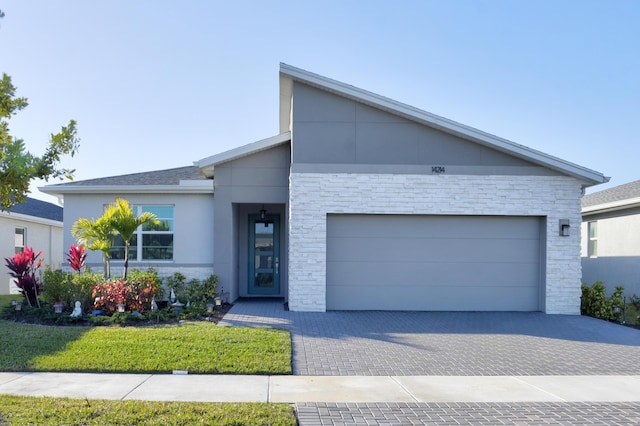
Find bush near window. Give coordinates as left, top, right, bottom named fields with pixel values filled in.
left=164, top=272, right=219, bottom=312
left=580, top=281, right=624, bottom=322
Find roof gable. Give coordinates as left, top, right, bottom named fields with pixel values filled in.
left=279, top=63, right=607, bottom=187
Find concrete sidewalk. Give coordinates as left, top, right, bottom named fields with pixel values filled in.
left=2, top=372, right=640, bottom=403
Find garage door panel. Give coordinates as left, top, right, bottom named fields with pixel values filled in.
left=329, top=215, right=539, bottom=239
left=327, top=283, right=540, bottom=311
left=327, top=261, right=539, bottom=288
left=327, top=237, right=539, bottom=263
left=326, top=214, right=542, bottom=311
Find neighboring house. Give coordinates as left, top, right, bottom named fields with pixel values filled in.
left=581, top=179, right=640, bottom=297
left=1, top=197, right=63, bottom=294
left=42, top=64, right=608, bottom=314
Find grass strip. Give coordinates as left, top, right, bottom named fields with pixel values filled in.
left=0, top=395, right=296, bottom=426
left=0, top=321, right=291, bottom=374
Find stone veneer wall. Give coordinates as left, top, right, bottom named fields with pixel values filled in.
left=288, top=173, right=583, bottom=314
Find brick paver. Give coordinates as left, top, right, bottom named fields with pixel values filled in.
left=295, top=402, right=640, bottom=426
left=220, top=300, right=640, bottom=376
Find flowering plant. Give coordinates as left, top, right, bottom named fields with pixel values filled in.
left=92, top=277, right=157, bottom=314
left=66, top=244, right=87, bottom=273
left=5, top=247, right=43, bottom=307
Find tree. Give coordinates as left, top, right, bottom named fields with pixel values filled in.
left=107, top=199, right=158, bottom=279
left=72, top=214, right=116, bottom=278
left=0, top=9, right=80, bottom=210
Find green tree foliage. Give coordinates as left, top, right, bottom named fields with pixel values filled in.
left=72, top=213, right=116, bottom=278
left=107, top=199, right=158, bottom=279
left=72, top=199, right=158, bottom=279
left=0, top=9, right=80, bottom=210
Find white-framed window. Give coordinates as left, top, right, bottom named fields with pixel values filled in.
left=588, top=221, right=598, bottom=258
left=14, top=228, right=25, bottom=254
left=111, top=205, right=174, bottom=261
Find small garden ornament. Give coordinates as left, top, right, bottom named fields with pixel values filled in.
left=70, top=301, right=82, bottom=317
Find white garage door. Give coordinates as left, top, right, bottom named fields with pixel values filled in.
left=326, top=215, right=543, bottom=311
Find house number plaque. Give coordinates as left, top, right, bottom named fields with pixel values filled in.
left=431, top=166, right=446, bottom=174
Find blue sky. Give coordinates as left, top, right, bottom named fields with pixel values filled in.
left=2, top=1, right=638, bottom=203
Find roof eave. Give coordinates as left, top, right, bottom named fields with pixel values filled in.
left=279, top=63, right=608, bottom=187
left=582, top=197, right=640, bottom=216
left=0, top=210, right=62, bottom=226
left=39, top=181, right=214, bottom=197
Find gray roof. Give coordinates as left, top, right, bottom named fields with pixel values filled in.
left=46, top=166, right=208, bottom=187
left=9, top=197, right=63, bottom=222
left=582, top=179, right=640, bottom=208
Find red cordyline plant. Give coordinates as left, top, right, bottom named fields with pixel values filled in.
left=66, top=244, right=87, bottom=273
left=5, top=247, right=43, bottom=307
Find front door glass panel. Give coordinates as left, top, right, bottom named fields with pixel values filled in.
left=249, top=215, right=280, bottom=295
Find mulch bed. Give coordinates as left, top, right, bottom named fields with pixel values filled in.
left=2, top=303, right=233, bottom=327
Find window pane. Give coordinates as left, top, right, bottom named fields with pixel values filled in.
left=255, top=272, right=273, bottom=288
left=143, top=219, right=173, bottom=231
left=142, top=206, right=174, bottom=231
left=14, top=228, right=25, bottom=249
left=142, top=234, right=173, bottom=260
left=110, top=235, right=137, bottom=260
left=589, top=222, right=597, bottom=239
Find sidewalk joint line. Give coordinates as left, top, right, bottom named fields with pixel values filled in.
left=512, top=376, right=567, bottom=402
left=267, top=375, right=271, bottom=403
left=390, top=376, right=420, bottom=402
left=119, top=374, right=154, bottom=401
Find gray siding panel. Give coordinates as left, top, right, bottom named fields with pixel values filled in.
left=326, top=215, right=542, bottom=311
left=292, top=82, right=535, bottom=169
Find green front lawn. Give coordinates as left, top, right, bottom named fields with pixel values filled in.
left=0, top=295, right=14, bottom=310
left=0, top=321, right=291, bottom=374
left=0, top=395, right=296, bottom=426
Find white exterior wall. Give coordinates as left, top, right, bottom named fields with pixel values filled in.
left=581, top=214, right=640, bottom=257
left=62, top=193, right=214, bottom=281
left=581, top=212, right=640, bottom=296
left=0, top=214, right=63, bottom=294
left=289, top=173, right=583, bottom=314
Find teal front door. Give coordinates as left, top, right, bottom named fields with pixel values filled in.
left=248, top=214, right=280, bottom=295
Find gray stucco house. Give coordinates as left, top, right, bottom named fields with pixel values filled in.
left=581, top=179, right=640, bottom=297
left=42, top=64, right=607, bottom=314
left=1, top=197, right=63, bottom=294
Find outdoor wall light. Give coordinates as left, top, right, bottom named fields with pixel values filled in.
left=260, top=207, right=267, bottom=221
left=559, top=219, right=570, bottom=237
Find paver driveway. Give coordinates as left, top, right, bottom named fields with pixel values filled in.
left=219, top=300, right=640, bottom=376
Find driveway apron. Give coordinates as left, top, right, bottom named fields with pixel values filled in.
left=219, top=299, right=640, bottom=376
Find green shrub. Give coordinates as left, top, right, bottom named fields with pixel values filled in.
left=41, top=268, right=103, bottom=313
left=165, top=272, right=187, bottom=301
left=581, top=281, right=624, bottom=321
left=184, top=275, right=218, bottom=305
left=164, top=273, right=218, bottom=305
left=41, top=268, right=73, bottom=306
left=70, top=270, right=104, bottom=312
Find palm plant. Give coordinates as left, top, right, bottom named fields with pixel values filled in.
left=71, top=213, right=115, bottom=278
left=108, top=199, right=158, bottom=279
